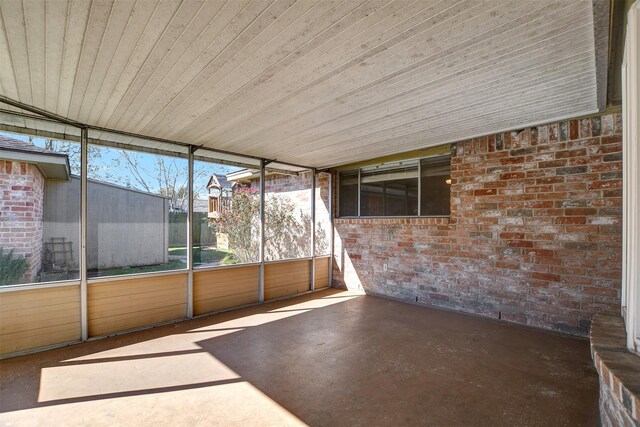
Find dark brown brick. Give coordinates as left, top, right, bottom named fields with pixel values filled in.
left=557, top=166, right=588, bottom=175
left=603, top=153, right=622, bottom=162
left=474, top=189, right=497, bottom=196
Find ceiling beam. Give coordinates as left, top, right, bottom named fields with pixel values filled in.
left=0, top=97, right=314, bottom=171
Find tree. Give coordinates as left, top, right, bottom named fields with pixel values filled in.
left=39, top=138, right=110, bottom=179
left=114, top=150, right=200, bottom=212
left=217, top=186, right=260, bottom=263
left=217, top=186, right=325, bottom=262
left=263, top=194, right=312, bottom=261
left=36, top=138, right=210, bottom=211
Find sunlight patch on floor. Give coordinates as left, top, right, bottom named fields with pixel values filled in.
left=63, top=329, right=242, bottom=362
left=0, top=291, right=364, bottom=426
left=6, top=381, right=305, bottom=427
left=39, top=352, right=238, bottom=402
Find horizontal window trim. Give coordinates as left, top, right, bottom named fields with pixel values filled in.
left=193, top=261, right=261, bottom=272
left=334, top=144, right=451, bottom=171
left=0, top=255, right=330, bottom=291
left=87, top=268, right=188, bottom=285
left=194, top=255, right=329, bottom=272
left=361, top=169, right=419, bottom=184
left=338, top=154, right=450, bottom=171
left=87, top=137, right=189, bottom=158
left=264, top=256, right=313, bottom=265
left=0, top=279, right=81, bottom=293
left=360, top=159, right=419, bottom=172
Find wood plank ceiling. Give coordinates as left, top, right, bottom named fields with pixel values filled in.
left=0, top=0, right=606, bottom=168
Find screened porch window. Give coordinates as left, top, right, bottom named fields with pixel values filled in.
left=338, top=154, right=451, bottom=218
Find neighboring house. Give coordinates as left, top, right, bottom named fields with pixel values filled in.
left=226, top=167, right=331, bottom=258
left=205, top=173, right=234, bottom=219
left=0, top=135, right=170, bottom=283
left=227, top=168, right=313, bottom=214
left=0, top=136, right=69, bottom=283
left=169, top=174, right=234, bottom=249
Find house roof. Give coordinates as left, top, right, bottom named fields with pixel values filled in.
left=193, top=199, right=209, bottom=213
left=206, top=173, right=233, bottom=190
left=227, top=163, right=307, bottom=182
left=0, top=134, right=70, bottom=180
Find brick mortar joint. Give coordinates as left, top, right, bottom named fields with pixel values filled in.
left=590, top=311, right=640, bottom=423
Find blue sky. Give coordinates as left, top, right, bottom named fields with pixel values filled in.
left=2, top=131, right=239, bottom=199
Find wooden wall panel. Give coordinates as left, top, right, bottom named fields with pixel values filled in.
left=193, top=265, right=259, bottom=315
left=314, top=256, right=330, bottom=290
left=264, top=260, right=310, bottom=300
left=0, top=285, right=81, bottom=355
left=88, top=273, right=187, bottom=337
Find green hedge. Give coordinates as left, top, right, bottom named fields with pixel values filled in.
left=0, top=247, right=28, bottom=286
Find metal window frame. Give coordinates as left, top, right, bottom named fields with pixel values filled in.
left=80, top=127, right=88, bottom=340
left=328, top=171, right=334, bottom=287
left=0, top=97, right=334, bottom=348
left=336, top=170, right=340, bottom=218
left=310, top=169, right=316, bottom=291
left=357, top=169, right=361, bottom=217
left=259, top=159, right=266, bottom=303
left=417, top=160, right=422, bottom=217
left=187, top=147, right=195, bottom=319
left=336, top=153, right=451, bottom=219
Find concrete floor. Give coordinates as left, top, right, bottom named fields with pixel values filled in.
left=0, top=289, right=599, bottom=426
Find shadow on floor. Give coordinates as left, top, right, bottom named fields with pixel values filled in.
left=0, top=289, right=599, bottom=426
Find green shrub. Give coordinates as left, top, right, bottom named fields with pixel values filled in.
left=0, top=248, right=28, bottom=286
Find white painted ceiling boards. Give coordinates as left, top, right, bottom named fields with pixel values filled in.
left=0, top=0, right=608, bottom=167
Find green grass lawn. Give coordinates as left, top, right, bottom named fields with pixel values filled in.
left=169, top=246, right=236, bottom=265
left=87, top=247, right=236, bottom=278
left=88, top=259, right=187, bottom=278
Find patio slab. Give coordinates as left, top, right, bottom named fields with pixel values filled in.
left=0, top=289, right=598, bottom=426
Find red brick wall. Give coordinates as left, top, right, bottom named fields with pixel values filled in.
left=262, top=171, right=312, bottom=195
left=251, top=171, right=331, bottom=258
left=0, top=160, right=44, bottom=283
left=315, top=172, right=331, bottom=255
left=251, top=171, right=313, bottom=260
left=333, top=112, right=623, bottom=336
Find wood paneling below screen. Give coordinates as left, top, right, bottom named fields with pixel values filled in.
left=264, top=260, right=311, bottom=300
left=88, top=273, right=187, bottom=337
left=193, top=265, right=259, bottom=315
left=314, top=257, right=330, bottom=290
left=0, top=285, right=81, bottom=355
